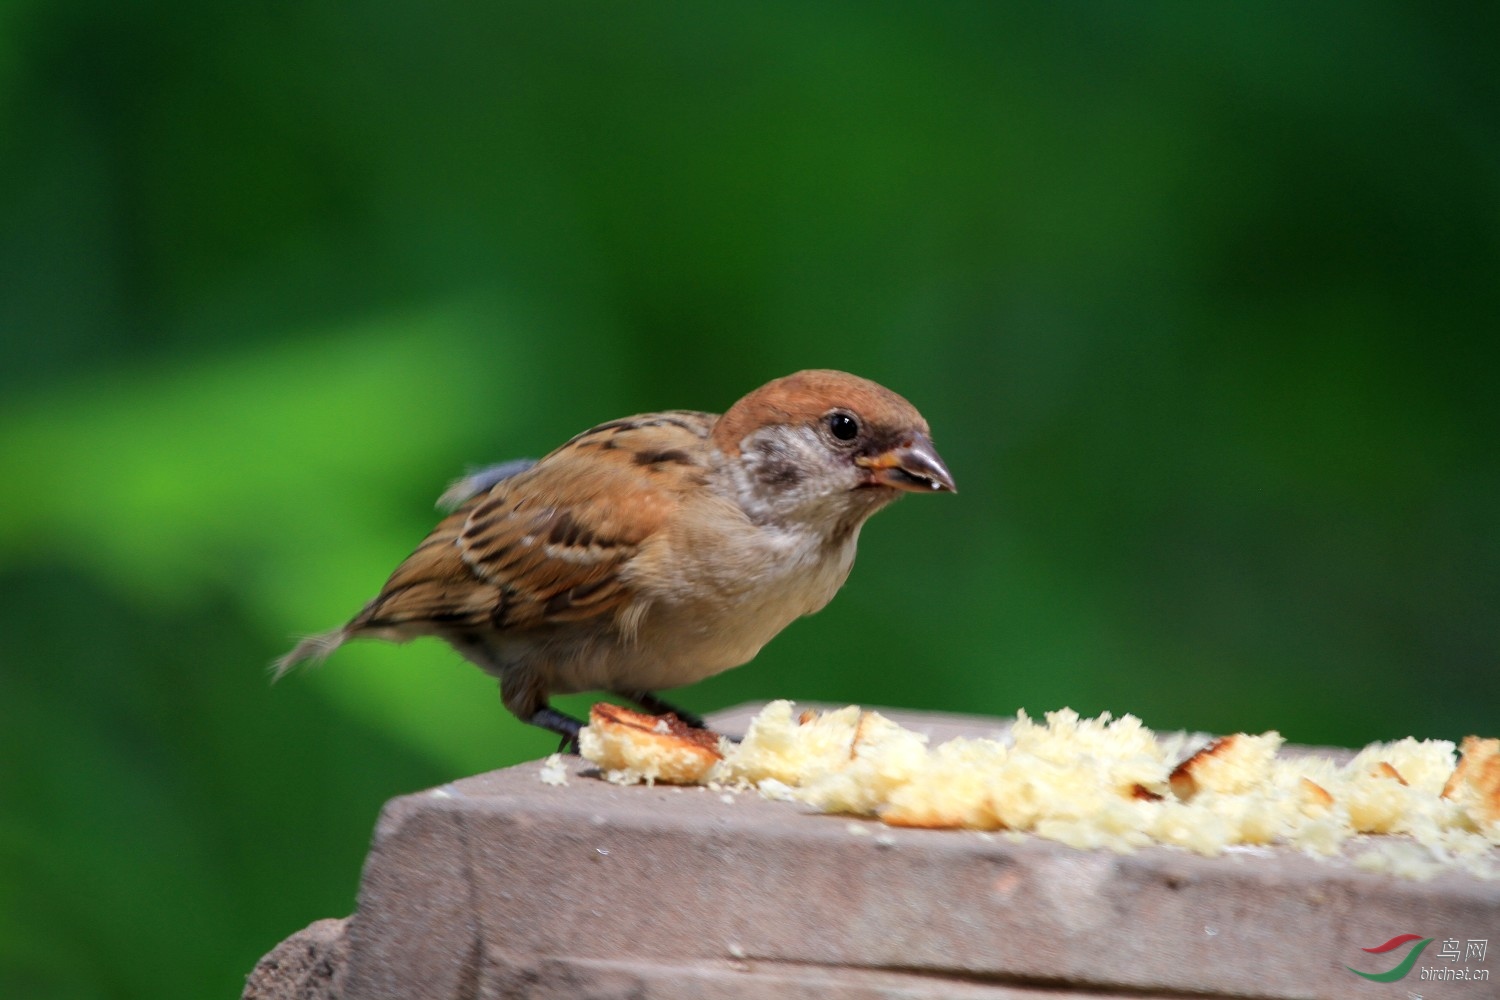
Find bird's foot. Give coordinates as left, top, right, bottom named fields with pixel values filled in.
left=528, top=706, right=584, bottom=754
left=618, top=690, right=706, bottom=730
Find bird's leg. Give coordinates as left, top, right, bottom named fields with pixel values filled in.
left=496, top=670, right=584, bottom=754
left=528, top=705, right=584, bottom=754
left=618, top=690, right=706, bottom=730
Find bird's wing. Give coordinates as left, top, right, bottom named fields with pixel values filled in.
left=349, top=411, right=716, bottom=636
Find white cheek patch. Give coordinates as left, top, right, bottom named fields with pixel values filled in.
left=726, top=424, right=856, bottom=527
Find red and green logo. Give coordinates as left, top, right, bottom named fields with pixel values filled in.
left=1347, top=934, right=1434, bottom=982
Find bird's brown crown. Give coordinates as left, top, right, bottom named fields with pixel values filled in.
left=711, top=370, right=928, bottom=455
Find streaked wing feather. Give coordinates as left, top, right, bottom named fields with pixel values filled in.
left=351, top=411, right=714, bottom=636
left=350, top=508, right=498, bottom=629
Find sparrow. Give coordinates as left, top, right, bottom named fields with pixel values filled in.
left=275, top=369, right=955, bottom=749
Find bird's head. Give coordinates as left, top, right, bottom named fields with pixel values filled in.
left=712, top=369, right=955, bottom=531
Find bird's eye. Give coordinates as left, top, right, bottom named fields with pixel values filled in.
left=826, top=411, right=860, bottom=442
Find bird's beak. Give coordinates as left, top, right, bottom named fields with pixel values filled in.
left=856, top=433, right=957, bottom=494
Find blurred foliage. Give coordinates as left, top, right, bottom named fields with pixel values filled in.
left=2, top=2, right=1497, bottom=997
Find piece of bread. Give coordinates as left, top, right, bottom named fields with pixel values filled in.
left=1169, top=733, right=1283, bottom=800
left=1443, top=736, right=1500, bottom=831
left=577, top=703, right=723, bottom=785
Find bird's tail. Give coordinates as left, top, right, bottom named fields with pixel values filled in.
left=270, top=627, right=350, bottom=682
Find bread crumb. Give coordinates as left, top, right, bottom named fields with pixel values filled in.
left=755, top=777, right=799, bottom=802
left=538, top=753, right=569, bottom=787
left=1299, top=778, right=1333, bottom=813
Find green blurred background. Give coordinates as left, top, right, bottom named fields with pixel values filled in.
left=2, top=2, right=1496, bottom=996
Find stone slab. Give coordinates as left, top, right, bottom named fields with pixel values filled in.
left=243, top=917, right=348, bottom=1000
left=262, top=705, right=1500, bottom=999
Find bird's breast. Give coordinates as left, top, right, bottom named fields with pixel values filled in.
left=612, top=520, right=861, bottom=688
